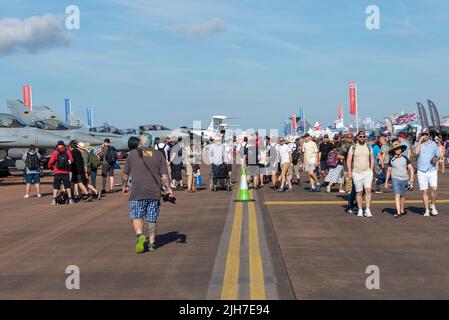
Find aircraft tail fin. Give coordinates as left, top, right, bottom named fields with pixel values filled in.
left=7, top=100, right=31, bottom=124
left=7, top=100, right=57, bottom=125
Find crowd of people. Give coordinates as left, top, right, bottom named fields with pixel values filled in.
left=18, top=129, right=447, bottom=253
left=230, top=129, right=446, bottom=219
left=22, top=138, right=119, bottom=204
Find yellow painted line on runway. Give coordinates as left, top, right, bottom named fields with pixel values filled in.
left=221, top=202, right=243, bottom=300
left=265, top=200, right=449, bottom=205
left=248, top=201, right=266, bottom=300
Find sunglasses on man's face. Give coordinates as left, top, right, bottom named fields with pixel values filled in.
left=358, top=136, right=366, bottom=138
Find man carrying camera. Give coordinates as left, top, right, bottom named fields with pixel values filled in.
left=122, top=132, right=173, bottom=253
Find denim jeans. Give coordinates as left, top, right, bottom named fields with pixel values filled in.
left=90, top=169, right=97, bottom=188
left=348, top=179, right=356, bottom=209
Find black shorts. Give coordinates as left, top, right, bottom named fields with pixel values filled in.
left=53, top=174, right=71, bottom=190
left=227, top=164, right=232, bottom=172
left=102, top=164, right=114, bottom=177
left=320, top=160, right=328, bottom=172
left=71, top=173, right=88, bottom=186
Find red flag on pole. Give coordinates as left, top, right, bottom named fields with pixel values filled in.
left=22, top=85, right=32, bottom=110
left=338, top=105, right=343, bottom=120
left=348, top=81, right=357, bottom=116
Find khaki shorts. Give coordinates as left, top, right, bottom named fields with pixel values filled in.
left=186, top=164, right=193, bottom=176
left=280, top=163, right=290, bottom=177
left=288, top=164, right=300, bottom=176
left=246, top=165, right=260, bottom=177
left=304, top=163, right=316, bottom=173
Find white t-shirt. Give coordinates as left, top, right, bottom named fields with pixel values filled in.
left=303, top=141, right=318, bottom=165
left=288, top=143, right=296, bottom=152
left=209, top=143, right=224, bottom=165
left=277, top=144, right=291, bottom=165
left=224, top=145, right=233, bottom=164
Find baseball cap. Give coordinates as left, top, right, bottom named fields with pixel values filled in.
left=323, top=134, right=329, bottom=139
left=57, top=140, right=65, bottom=146
left=421, top=128, right=430, bottom=135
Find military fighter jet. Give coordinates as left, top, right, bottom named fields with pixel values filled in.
left=7, top=100, right=103, bottom=146
left=0, top=113, right=62, bottom=169
left=68, top=112, right=141, bottom=152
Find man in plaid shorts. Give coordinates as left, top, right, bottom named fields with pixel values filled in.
left=122, top=132, right=173, bottom=253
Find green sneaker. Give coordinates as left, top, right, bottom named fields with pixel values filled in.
left=135, top=235, right=146, bottom=254
left=148, top=243, right=157, bottom=251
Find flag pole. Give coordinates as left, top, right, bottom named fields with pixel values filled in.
left=355, top=83, right=358, bottom=132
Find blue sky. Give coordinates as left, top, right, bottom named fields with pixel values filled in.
left=1, top=0, right=448, bottom=130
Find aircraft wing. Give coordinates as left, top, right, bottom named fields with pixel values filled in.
left=0, top=140, right=16, bottom=144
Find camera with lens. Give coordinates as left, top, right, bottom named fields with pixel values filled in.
left=162, top=193, right=176, bottom=204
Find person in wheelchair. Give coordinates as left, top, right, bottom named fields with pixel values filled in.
left=209, top=136, right=231, bottom=191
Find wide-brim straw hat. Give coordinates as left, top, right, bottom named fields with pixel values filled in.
left=389, top=141, right=407, bottom=156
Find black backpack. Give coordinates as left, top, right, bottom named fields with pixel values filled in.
left=55, top=191, right=69, bottom=204
left=156, top=143, right=167, bottom=159
left=56, top=151, right=70, bottom=169
left=105, top=147, right=118, bottom=165
left=292, top=148, right=301, bottom=165
left=26, top=153, right=39, bottom=171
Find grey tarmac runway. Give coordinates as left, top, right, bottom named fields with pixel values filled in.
left=0, top=164, right=448, bottom=299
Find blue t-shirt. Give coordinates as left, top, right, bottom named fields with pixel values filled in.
left=371, top=144, right=380, bottom=165
left=414, top=141, right=439, bottom=173
left=400, top=141, right=411, bottom=156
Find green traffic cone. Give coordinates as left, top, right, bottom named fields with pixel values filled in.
left=235, top=166, right=254, bottom=202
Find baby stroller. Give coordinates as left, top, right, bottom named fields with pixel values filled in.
left=209, top=163, right=232, bottom=192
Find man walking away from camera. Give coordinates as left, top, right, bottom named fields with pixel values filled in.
left=69, top=140, right=92, bottom=202
left=22, top=145, right=42, bottom=198
left=78, top=142, right=101, bottom=199
left=122, top=133, right=173, bottom=253
left=48, top=141, right=74, bottom=205
left=101, top=139, right=118, bottom=194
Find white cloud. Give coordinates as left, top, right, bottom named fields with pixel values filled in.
left=171, top=18, right=225, bottom=38
left=0, top=13, right=70, bottom=56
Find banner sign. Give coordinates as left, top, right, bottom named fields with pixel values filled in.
left=417, top=102, right=430, bottom=129
left=349, top=81, right=357, bottom=116
left=87, top=107, right=93, bottom=128
left=427, top=100, right=441, bottom=133
left=299, top=107, right=304, bottom=132
left=22, top=85, right=32, bottom=110
left=65, top=99, right=71, bottom=123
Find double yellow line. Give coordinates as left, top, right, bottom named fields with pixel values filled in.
left=221, top=191, right=266, bottom=300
